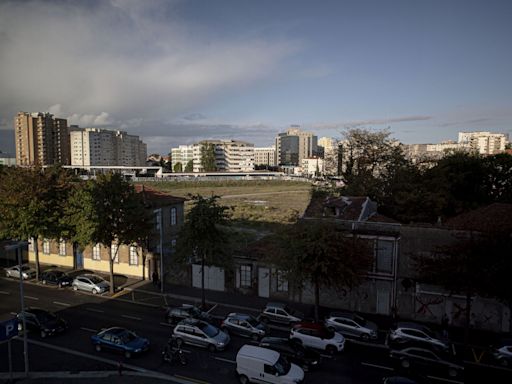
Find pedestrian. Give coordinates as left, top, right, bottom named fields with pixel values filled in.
left=152, top=271, right=159, bottom=286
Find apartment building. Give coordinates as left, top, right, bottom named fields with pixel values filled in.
left=253, top=146, right=276, bottom=167
left=318, top=137, right=338, bottom=175
left=192, top=140, right=254, bottom=172
left=275, top=125, right=317, bottom=166
left=301, top=157, right=324, bottom=176
left=458, top=131, right=509, bottom=155
left=171, top=145, right=194, bottom=171
left=70, top=128, right=147, bottom=167
left=14, top=112, right=70, bottom=166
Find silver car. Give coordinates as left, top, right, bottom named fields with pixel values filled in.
left=5, top=265, right=36, bottom=279
left=325, top=312, right=378, bottom=341
left=389, top=322, right=449, bottom=352
left=173, top=318, right=230, bottom=352
left=72, top=274, right=110, bottom=294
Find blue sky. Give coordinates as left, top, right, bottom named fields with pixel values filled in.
left=0, top=0, right=511, bottom=154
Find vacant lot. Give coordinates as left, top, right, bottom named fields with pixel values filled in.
left=142, top=180, right=312, bottom=228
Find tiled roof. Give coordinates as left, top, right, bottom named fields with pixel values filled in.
left=134, top=184, right=186, bottom=206
left=444, top=203, right=512, bottom=234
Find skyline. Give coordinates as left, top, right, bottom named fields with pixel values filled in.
left=1, top=0, right=512, bottom=154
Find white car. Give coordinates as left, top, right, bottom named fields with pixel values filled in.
left=388, top=322, right=449, bottom=352
left=5, top=265, right=36, bottom=279
left=325, top=312, right=378, bottom=340
left=290, top=322, right=345, bottom=354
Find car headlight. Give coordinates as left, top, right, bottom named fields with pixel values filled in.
left=134, top=348, right=141, bottom=353
left=217, top=341, right=225, bottom=346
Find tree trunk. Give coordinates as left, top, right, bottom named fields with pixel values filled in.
left=108, top=246, right=115, bottom=294
left=314, top=276, right=320, bottom=322
left=33, top=236, right=40, bottom=281
left=201, top=252, right=206, bottom=309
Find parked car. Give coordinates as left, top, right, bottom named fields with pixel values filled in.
left=17, top=308, right=68, bottom=338
left=492, top=343, right=512, bottom=367
left=388, top=322, right=449, bottom=352
left=91, top=327, right=149, bottom=358
left=236, top=345, right=304, bottom=384
left=258, top=302, right=304, bottom=325
left=383, top=377, right=421, bottom=384
left=325, top=312, right=378, bottom=341
left=389, top=347, right=464, bottom=378
left=173, top=318, right=230, bottom=352
left=72, top=274, right=109, bottom=294
left=290, top=322, right=345, bottom=354
left=5, top=265, right=36, bottom=280
left=221, top=313, right=267, bottom=340
left=40, top=269, right=73, bottom=287
left=259, top=336, right=321, bottom=372
left=165, top=304, right=213, bottom=325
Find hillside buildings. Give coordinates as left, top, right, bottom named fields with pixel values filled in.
left=275, top=126, right=318, bottom=166
left=253, top=146, right=276, bottom=167
left=70, top=127, right=147, bottom=167
left=170, top=145, right=194, bottom=170
left=458, top=131, right=508, bottom=154
left=192, top=140, right=255, bottom=172
left=14, top=112, right=70, bottom=166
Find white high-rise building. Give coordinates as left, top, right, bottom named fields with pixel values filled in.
left=192, top=140, right=254, bottom=172
left=70, top=127, right=147, bottom=167
left=458, top=131, right=509, bottom=155
left=254, top=146, right=276, bottom=167
left=171, top=145, right=194, bottom=171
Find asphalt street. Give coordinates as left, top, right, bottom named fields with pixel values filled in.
left=0, top=277, right=507, bottom=383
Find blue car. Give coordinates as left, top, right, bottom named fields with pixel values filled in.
left=91, top=327, right=149, bottom=358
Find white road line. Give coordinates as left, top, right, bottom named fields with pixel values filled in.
left=85, top=308, right=104, bottom=313
left=206, top=303, right=218, bottom=314
left=361, top=362, right=394, bottom=371
left=121, top=314, right=142, bottom=321
left=160, top=322, right=173, bottom=327
left=320, top=354, right=334, bottom=359
left=213, top=357, right=236, bottom=364
left=80, top=327, right=98, bottom=333
left=0, top=290, right=10, bottom=295
left=24, top=295, right=39, bottom=300
left=53, top=301, right=71, bottom=307
left=10, top=312, right=17, bottom=316
left=427, top=376, right=463, bottom=384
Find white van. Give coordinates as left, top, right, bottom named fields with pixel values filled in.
left=236, top=345, right=304, bottom=384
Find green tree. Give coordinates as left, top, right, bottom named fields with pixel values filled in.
left=185, top=159, right=194, bottom=172
left=269, top=220, right=373, bottom=321
left=65, top=173, right=149, bottom=293
left=200, top=143, right=217, bottom=172
left=173, top=162, right=183, bottom=173
left=175, top=195, right=231, bottom=307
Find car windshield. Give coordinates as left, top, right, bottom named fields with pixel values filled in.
left=321, top=328, right=335, bottom=339
left=120, top=330, right=137, bottom=343
left=88, top=276, right=104, bottom=284
left=247, top=317, right=259, bottom=326
left=21, top=266, right=31, bottom=271
left=201, top=323, right=219, bottom=337
left=36, top=311, right=57, bottom=322
left=53, top=271, right=65, bottom=277
left=354, top=315, right=367, bottom=326
left=189, top=307, right=202, bottom=316
left=274, top=356, right=291, bottom=376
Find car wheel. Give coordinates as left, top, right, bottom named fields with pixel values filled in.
left=167, top=316, right=174, bottom=324
left=92, top=288, right=98, bottom=295
left=125, top=351, right=131, bottom=359
left=291, top=338, right=302, bottom=345
left=238, top=374, right=249, bottom=384
left=260, top=316, right=268, bottom=324
left=40, top=330, right=47, bottom=338
left=251, top=333, right=259, bottom=341
left=401, top=359, right=410, bottom=368
left=42, top=279, right=47, bottom=285
left=327, top=326, right=336, bottom=333
left=302, top=364, right=310, bottom=372
left=58, top=282, right=62, bottom=288
left=208, top=344, right=217, bottom=353
left=500, top=359, right=509, bottom=367
left=448, top=368, right=458, bottom=377
left=326, top=345, right=337, bottom=355
left=95, top=344, right=102, bottom=352
left=73, top=285, right=78, bottom=291
left=175, top=337, right=184, bottom=347
left=361, top=333, right=370, bottom=341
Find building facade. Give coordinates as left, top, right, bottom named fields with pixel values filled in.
left=14, top=112, right=70, bottom=166
left=317, top=137, right=338, bottom=174
left=275, top=126, right=318, bottom=166
left=458, top=131, right=509, bottom=155
left=192, top=140, right=255, bottom=172
left=301, top=158, right=324, bottom=176
left=171, top=145, right=194, bottom=171
left=254, top=146, right=276, bottom=167
left=70, top=128, right=147, bottom=167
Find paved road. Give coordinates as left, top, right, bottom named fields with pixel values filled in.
left=0, top=277, right=503, bottom=383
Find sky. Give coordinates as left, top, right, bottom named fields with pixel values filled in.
left=1, top=0, right=511, bottom=155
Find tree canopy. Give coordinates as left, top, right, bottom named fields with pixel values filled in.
left=200, top=143, right=217, bottom=172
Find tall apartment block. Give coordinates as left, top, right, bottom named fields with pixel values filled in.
left=192, top=140, right=254, bottom=172
left=14, top=112, right=70, bottom=166
left=253, top=146, right=276, bottom=167
left=458, top=131, right=509, bottom=155
left=171, top=145, right=194, bottom=170
left=275, top=125, right=317, bottom=166
left=70, top=127, right=147, bottom=167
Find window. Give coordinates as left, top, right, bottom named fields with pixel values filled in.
left=111, top=243, right=119, bottom=263
left=264, top=364, right=276, bottom=375
left=375, top=239, right=394, bottom=274
left=59, top=239, right=66, bottom=256
left=129, top=246, right=138, bottom=265
left=170, top=207, right=177, bottom=226
left=240, top=265, right=252, bottom=288
left=92, top=244, right=101, bottom=260
left=42, top=239, right=50, bottom=254
left=277, top=270, right=288, bottom=292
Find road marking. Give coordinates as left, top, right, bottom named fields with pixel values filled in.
left=53, top=301, right=71, bottom=307
left=10, top=312, right=17, bottom=316
left=361, top=362, right=394, bottom=371
left=85, top=308, right=104, bottom=313
left=0, top=290, right=10, bottom=295
left=24, top=295, right=39, bottom=300
left=206, top=303, right=218, bottom=314
left=121, top=314, right=142, bottom=321
left=213, top=357, right=236, bottom=364
left=320, top=354, right=334, bottom=359
left=160, top=322, right=173, bottom=327
left=174, top=374, right=210, bottom=384
left=426, top=376, right=463, bottom=384
left=80, top=327, right=98, bottom=333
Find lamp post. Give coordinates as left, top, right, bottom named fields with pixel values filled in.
left=4, top=240, right=30, bottom=377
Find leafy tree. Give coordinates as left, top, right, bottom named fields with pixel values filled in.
left=173, top=162, right=183, bottom=173
left=200, top=143, right=217, bottom=172
left=175, top=195, right=232, bottom=307
left=65, top=173, right=149, bottom=293
left=269, top=220, right=373, bottom=321
left=481, top=153, right=512, bottom=203
left=185, top=159, right=194, bottom=172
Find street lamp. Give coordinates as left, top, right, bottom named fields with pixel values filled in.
left=4, top=240, right=30, bottom=377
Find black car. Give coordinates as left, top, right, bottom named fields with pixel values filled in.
left=17, top=308, right=68, bottom=338
left=40, top=270, right=73, bottom=287
left=389, top=347, right=463, bottom=379
left=258, top=337, right=321, bottom=372
left=165, top=304, right=213, bottom=325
